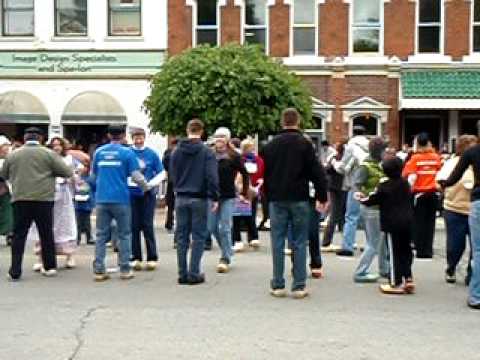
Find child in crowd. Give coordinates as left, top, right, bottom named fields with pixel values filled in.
left=358, top=157, right=415, bottom=295
left=74, top=162, right=95, bottom=245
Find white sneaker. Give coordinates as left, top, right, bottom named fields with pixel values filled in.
left=216, top=261, right=229, bottom=273
left=130, top=260, right=143, bottom=271
left=284, top=248, right=292, bottom=256
left=233, top=242, right=245, bottom=253
left=120, top=270, right=135, bottom=280
left=145, top=261, right=157, bottom=271
left=250, top=240, right=261, bottom=249
left=292, top=289, right=309, bottom=299
left=65, top=256, right=76, bottom=269
left=269, top=288, right=287, bottom=298
left=41, top=268, right=58, bottom=277
left=32, top=263, right=42, bottom=272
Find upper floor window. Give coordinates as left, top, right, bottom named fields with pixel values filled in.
left=244, top=0, right=267, bottom=51
left=292, top=0, right=316, bottom=55
left=196, top=0, right=218, bottom=46
left=1, top=0, right=34, bottom=36
left=352, top=0, right=381, bottom=53
left=55, top=0, right=87, bottom=36
left=109, top=0, right=141, bottom=36
left=417, top=0, right=442, bottom=53
left=473, top=0, right=480, bottom=52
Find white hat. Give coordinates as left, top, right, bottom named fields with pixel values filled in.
left=0, top=135, right=11, bottom=146
left=213, top=127, right=231, bottom=141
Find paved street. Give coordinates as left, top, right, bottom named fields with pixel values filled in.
left=0, top=217, right=478, bottom=360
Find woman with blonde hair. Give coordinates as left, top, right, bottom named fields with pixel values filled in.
left=437, top=135, right=478, bottom=284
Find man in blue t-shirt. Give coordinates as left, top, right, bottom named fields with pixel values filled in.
left=91, top=125, right=148, bottom=281
left=128, top=127, right=164, bottom=271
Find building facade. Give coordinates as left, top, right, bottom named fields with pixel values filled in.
left=169, top=0, right=480, bottom=149
left=0, top=0, right=167, bottom=152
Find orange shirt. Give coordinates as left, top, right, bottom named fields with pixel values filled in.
left=402, top=151, right=442, bottom=193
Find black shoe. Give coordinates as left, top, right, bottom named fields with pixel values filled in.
left=467, top=301, right=480, bottom=310
left=87, top=241, right=95, bottom=245
left=336, top=249, right=354, bottom=257
left=445, top=270, right=456, bottom=284
left=204, top=243, right=212, bottom=251
left=6, top=234, right=12, bottom=246
left=465, top=272, right=472, bottom=286
left=178, top=277, right=189, bottom=285
left=188, top=274, right=205, bottom=285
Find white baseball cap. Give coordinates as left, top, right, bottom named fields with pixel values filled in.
left=213, top=127, right=231, bottom=141
left=0, top=135, right=11, bottom=146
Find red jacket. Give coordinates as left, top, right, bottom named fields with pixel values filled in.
left=242, top=154, right=264, bottom=187
left=402, top=150, right=441, bottom=193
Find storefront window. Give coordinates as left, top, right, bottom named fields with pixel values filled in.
left=196, top=0, right=218, bottom=46
left=353, top=115, right=378, bottom=136
left=1, top=0, right=34, bottom=36
left=244, top=0, right=267, bottom=51
left=55, top=0, right=88, bottom=36
left=352, top=0, right=381, bottom=53
left=417, top=0, right=442, bottom=53
left=293, top=0, right=316, bottom=55
left=109, top=0, right=141, bottom=36
left=474, top=0, right=480, bottom=52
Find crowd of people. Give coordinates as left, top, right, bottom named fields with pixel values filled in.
left=0, top=109, right=479, bottom=310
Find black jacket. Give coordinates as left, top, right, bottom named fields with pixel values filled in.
left=361, top=177, right=413, bottom=233
left=263, top=129, right=328, bottom=202
left=170, top=139, right=219, bottom=200
left=216, top=152, right=249, bottom=199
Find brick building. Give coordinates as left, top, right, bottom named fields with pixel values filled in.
left=169, top=0, right=480, bottom=150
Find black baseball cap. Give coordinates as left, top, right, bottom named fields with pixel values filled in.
left=24, top=127, right=44, bottom=136
left=107, top=125, right=126, bottom=136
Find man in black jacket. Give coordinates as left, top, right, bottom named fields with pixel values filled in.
left=170, top=119, right=219, bottom=285
left=263, top=108, right=329, bottom=299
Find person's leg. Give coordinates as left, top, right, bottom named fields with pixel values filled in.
left=130, top=196, right=143, bottom=261
left=175, top=197, right=191, bottom=280
left=113, top=204, right=133, bottom=274
left=208, top=200, right=220, bottom=246
left=338, top=191, right=347, bottom=232
left=85, top=212, right=93, bottom=243
left=143, top=192, right=158, bottom=262
left=322, top=191, right=336, bottom=246
left=340, top=191, right=360, bottom=253
left=378, top=232, right=390, bottom=276
left=189, top=198, right=208, bottom=278
left=400, top=228, right=414, bottom=281
left=308, top=203, right=322, bottom=269
left=248, top=197, right=259, bottom=242
left=165, top=181, right=175, bottom=230
left=354, top=207, right=381, bottom=279
left=34, top=202, right=57, bottom=271
left=389, top=231, right=404, bottom=287
left=269, top=202, right=288, bottom=290
left=467, top=201, right=480, bottom=305
left=217, top=198, right=234, bottom=264
left=423, top=193, right=438, bottom=258
left=9, top=202, right=34, bottom=279
left=232, top=216, right=242, bottom=245
left=75, top=210, right=83, bottom=245
left=444, top=210, right=469, bottom=276
left=290, top=202, right=310, bottom=291
left=93, top=205, right=112, bottom=274
left=413, top=195, right=427, bottom=257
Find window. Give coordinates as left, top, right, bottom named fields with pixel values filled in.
left=244, top=0, right=267, bottom=50
left=474, top=0, right=480, bottom=52
left=196, top=0, right=218, bottom=46
left=292, top=0, right=316, bottom=55
left=353, top=115, right=378, bottom=136
left=109, top=0, right=141, bottom=36
left=1, top=0, right=34, bottom=36
left=55, top=0, right=87, bottom=36
left=352, top=0, right=381, bottom=53
left=417, top=0, right=442, bottom=53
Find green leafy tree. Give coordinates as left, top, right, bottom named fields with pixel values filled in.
left=144, top=44, right=313, bottom=136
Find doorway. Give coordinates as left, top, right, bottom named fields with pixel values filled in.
left=0, top=124, right=49, bottom=142
left=402, top=111, right=447, bottom=148
left=63, top=125, right=110, bottom=157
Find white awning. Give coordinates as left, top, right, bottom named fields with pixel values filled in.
left=0, top=91, right=50, bottom=123
left=400, top=98, right=480, bottom=110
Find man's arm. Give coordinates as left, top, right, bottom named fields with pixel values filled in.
left=234, top=155, right=249, bottom=197
left=206, top=149, right=219, bottom=202
left=352, top=165, right=368, bottom=193
left=440, top=151, right=472, bottom=188
left=307, top=143, right=328, bottom=203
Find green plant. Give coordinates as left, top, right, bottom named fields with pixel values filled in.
left=144, top=44, right=313, bottom=136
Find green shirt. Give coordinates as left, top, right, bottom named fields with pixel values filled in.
left=0, top=143, right=73, bottom=202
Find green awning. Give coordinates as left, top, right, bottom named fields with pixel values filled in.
left=402, top=70, right=480, bottom=99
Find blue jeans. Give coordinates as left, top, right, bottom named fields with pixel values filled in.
left=468, top=201, right=480, bottom=305
left=131, top=191, right=158, bottom=261
left=175, top=196, right=208, bottom=280
left=354, top=206, right=389, bottom=277
left=270, top=201, right=309, bottom=291
left=94, top=204, right=132, bottom=274
left=341, top=190, right=361, bottom=252
left=444, top=210, right=471, bottom=275
left=208, top=198, right=234, bottom=264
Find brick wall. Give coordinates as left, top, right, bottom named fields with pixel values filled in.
left=384, top=0, right=415, bottom=59
left=319, top=0, right=349, bottom=57
left=269, top=0, right=290, bottom=57
left=168, top=0, right=192, bottom=56
left=220, top=0, right=241, bottom=45
left=445, top=0, right=471, bottom=60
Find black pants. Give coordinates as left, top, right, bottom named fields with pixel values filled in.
left=76, top=210, right=92, bottom=244
left=258, top=194, right=269, bottom=227
left=232, top=197, right=259, bottom=243
left=413, top=192, right=438, bottom=258
left=322, top=190, right=347, bottom=246
left=10, top=201, right=56, bottom=279
left=131, top=192, right=158, bottom=261
left=387, top=230, right=413, bottom=286
left=165, top=181, right=175, bottom=230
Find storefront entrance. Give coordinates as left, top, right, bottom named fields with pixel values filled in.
left=63, top=125, right=111, bottom=156
left=402, top=111, right=447, bottom=148
left=0, top=124, right=49, bottom=142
